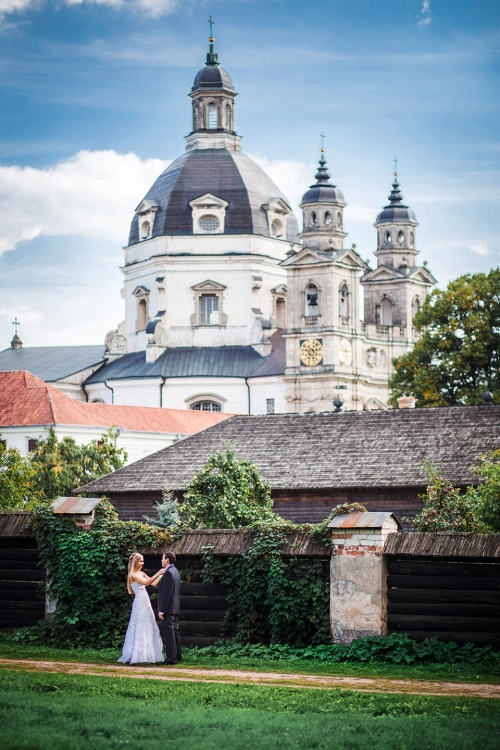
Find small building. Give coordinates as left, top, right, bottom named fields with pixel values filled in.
left=0, top=371, right=231, bottom=463
left=77, top=405, right=500, bottom=524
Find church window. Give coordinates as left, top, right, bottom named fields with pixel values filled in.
left=324, top=211, right=332, bottom=225
left=339, top=284, right=349, bottom=320
left=225, top=104, right=231, bottom=129
left=27, top=438, right=38, bottom=452
left=398, top=231, right=405, bottom=244
left=337, top=212, right=342, bottom=228
left=191, top=400, right=222, bottom=412
left=311, top=211, right=317, bottom=226
left=271, top=220, right=283, bottom=238
left=207, top=106, right=218, bottom=129
left=91, top=398, right=105, bottom=404
left=137, top=299, right=148, bottom=331
left=380, top=297, right=393, bottom=326
left=266, top=398, right=275, bottom=414
left=200, top=294, right=219, bottom=325
left=199, top=215, right=220, bottom=232
left=140, top=221, right=151, bottom=240
left=275, top=298, right=286, bottom=328
left=385, top=231, right=392, bottom=244
left=412, top=296, right=421, bottom=319
left=410, top=231, right=414, bottom=245
left=305, top=284, right=319, bottom=316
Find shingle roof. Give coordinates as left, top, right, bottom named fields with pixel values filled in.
left=0, top=345, right=105, bottom=382
left=0, top=371, right=230, bottom=433
left=77, top=406, right=500, bottom=495
left=83, top=339, right=285, bottom=383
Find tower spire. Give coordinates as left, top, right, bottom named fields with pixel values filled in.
left=206, top=16, right=218, bottom=65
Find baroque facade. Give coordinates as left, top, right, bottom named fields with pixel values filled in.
left=0, top=35, right=436, bottom=414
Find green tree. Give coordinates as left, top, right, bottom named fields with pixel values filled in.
left=406, top=460, right=484, bottom=533
left=180, top=446, right=274, bottom=528
left=0, top=438, right=37, bottom=510
left=30, top=427, right=127, bottom=502
left=389, top=268, right=500, bottom=407
left=466, top=449, right=500, bottom=533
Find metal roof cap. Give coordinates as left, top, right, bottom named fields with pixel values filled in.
left=51, top=497, right=101, bottom=515
left=328, top=511, right=400, bottom=529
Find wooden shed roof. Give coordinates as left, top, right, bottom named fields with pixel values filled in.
left=77, top=406, right=500, bottom=495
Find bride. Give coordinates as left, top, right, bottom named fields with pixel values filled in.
left=118, top=552, right=165, bottom=665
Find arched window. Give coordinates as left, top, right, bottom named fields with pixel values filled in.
left=337, top=212, right=342, bottom=228
left=225, top=104, right=231, bottom=129
left=380, top=297, right=393, bottom=326
left=271, top=220, right=283, bottom=238
left=339, top=284, right=349, bottom=319
left=324, top=211, right=332, bottom=225
left=91, top=398, right=105, bottom=404
left=207, top=105, right=218, bottom=129
left=199, top=215, right=219, bottom=232
left=137, top=299, right=147, bottom=331
left=398, top=231, right=405, bottom=244
left=412, top=296, right=420, bottom=319
left=410, top=231, right=414, bottom=246
left=275, top=298, right=286, bottom=328
left=305, top=284, right=319, bottom=316
left=200, top=294, right=219, bottom=325
left=385, top=231, right=392, bottom=245
left=310, top=211, right=317, bottom=226
left=191, top=401, right=222, bottom=412
left=140, top=221, right=151, bottom=240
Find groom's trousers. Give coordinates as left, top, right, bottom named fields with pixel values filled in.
left=160, top=614, right=181, bottom=662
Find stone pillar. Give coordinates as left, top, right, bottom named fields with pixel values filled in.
left=328, top=512, right=400, bottom=644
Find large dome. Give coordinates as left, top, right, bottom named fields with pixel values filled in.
left=375, top=177, right=417, bottom=225
left=128, top=148, right=299, bottom=245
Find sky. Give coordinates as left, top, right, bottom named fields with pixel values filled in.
left=0, top=0, right=498, bottom=348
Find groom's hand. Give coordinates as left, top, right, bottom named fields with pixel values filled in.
left=159, top=613, right=164, bottom=620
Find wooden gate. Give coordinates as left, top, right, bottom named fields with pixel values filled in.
left=0, top=537, right=45, bottom=630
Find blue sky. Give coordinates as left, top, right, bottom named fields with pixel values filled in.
left=0, top=0, right=498, bottom=347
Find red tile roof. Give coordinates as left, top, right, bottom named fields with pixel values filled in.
left=0, top=371, right=231, bottom=434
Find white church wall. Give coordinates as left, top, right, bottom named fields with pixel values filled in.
left=247, top=376, right=287, bottom=415
left=160, top=376, right=249, bottom=414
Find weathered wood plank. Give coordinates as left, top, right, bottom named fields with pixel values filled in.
left=180, top=596, right=228, bottom=611
left=388, top=602, right=500, bottom=617
left=387, top=559, right=500, bottom=577
left=387, top=588, right=500, bottom=605
left=387, top=574, right=500, bottom=591
left=388, top=614, right=500, bottom=632
left=0, top=550, right=40, bottom=561
left=0, top=512, right=34, bottom=538
left=177, top=621, right=234, bottom=637
left=0, top=581, right=40, bottom=592
left=0, top=570, right=45, bottom=582
left=178, top=610, right=228, bottom=623
left=180, top=582, right=230, bottom=596
left=0, top=600, right=45, bottom=611
left=1, top=560, right=41, bottom=571
left=384, top=532, right=500, bottom=559
left=387, top=629, right=500, bottom=646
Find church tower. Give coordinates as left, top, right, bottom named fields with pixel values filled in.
left=361, top=169, right=436, bottom=329
left=299, top=150, right=347, bottom=252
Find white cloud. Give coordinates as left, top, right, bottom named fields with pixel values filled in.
left=250, top=154, right=314, bottom=220
left=0, top=149, right=169, bottom=255
left=417, top=0, right=432, bottom=28
left=469, top=244, right=489, bottom=256
left=0, top=0, right=180, bottom=19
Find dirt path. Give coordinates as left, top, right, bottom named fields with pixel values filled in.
left=1, top=658, right=500, bottom=699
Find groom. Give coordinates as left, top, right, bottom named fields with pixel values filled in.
left=158, top=551, right=181, bottom=665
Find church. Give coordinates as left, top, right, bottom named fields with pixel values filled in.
left=0, top=34, right=436, bottom=415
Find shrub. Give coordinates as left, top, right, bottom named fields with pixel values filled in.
left=467, top=449, right=500, bottom=533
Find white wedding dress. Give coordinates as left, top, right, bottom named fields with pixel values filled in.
left=118, top=582, right=164, bottom=664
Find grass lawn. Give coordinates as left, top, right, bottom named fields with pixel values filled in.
left=1, top=636, right=499, bottom=685
left=1, top=669, right=499, bottom=750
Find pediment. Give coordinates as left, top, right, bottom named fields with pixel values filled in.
left=191, top=279, right=227, bottom=292
left=272, top=284, right=287, bottom=295
left=132, top=285, right=150, bottom=297
left=335, top=247, right=369, bottom=270
left=409, top=266, right=437, bottom=283
left=362, top=265, right=406, bottom=282
left=262, top=197, right=291, bottom=215
left=281, top=247, right=333, bottom=267
left=189, top=193, right=229, bottom=209
left=135, top=199, right=159, bottom=215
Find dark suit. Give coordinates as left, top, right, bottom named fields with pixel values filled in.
left=158, top=564, right=181, bottom=662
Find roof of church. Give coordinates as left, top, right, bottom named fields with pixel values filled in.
left=0, top=345, right=105, bottom=382
left=376, top=176, right=417, bottom=225
left=0, top=371, right=230, bottom=433
left=300, top=153, right=346, bottom=206
left=77, top=405, right=500, bottom=495
left=128, top=149, right=299, bottom=245
left=84, top=331, right=286, bottom=383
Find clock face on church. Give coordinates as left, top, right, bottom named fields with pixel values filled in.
left=299, top=338, right=323, bottom=367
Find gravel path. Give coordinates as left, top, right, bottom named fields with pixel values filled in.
left=1, top=658, right=500, bottom=699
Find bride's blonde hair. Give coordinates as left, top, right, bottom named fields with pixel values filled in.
left=127, top=552, right=143, bottom=594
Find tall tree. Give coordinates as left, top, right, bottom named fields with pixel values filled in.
left=0, top=439, right=37, bottom=510
left=389, top=268, right=500, bottom=407
left=30, top=427, right=127, bottom=502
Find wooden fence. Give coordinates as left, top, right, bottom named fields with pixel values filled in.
left=384, top=532, right=500, bottom=647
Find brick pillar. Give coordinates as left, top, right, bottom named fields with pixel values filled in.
left=328, top=512, right=400, bottom=644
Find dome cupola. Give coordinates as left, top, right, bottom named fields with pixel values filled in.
left=374, top=167, right=419, bottom=269
left=299, top=148, right=347, bottom=252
